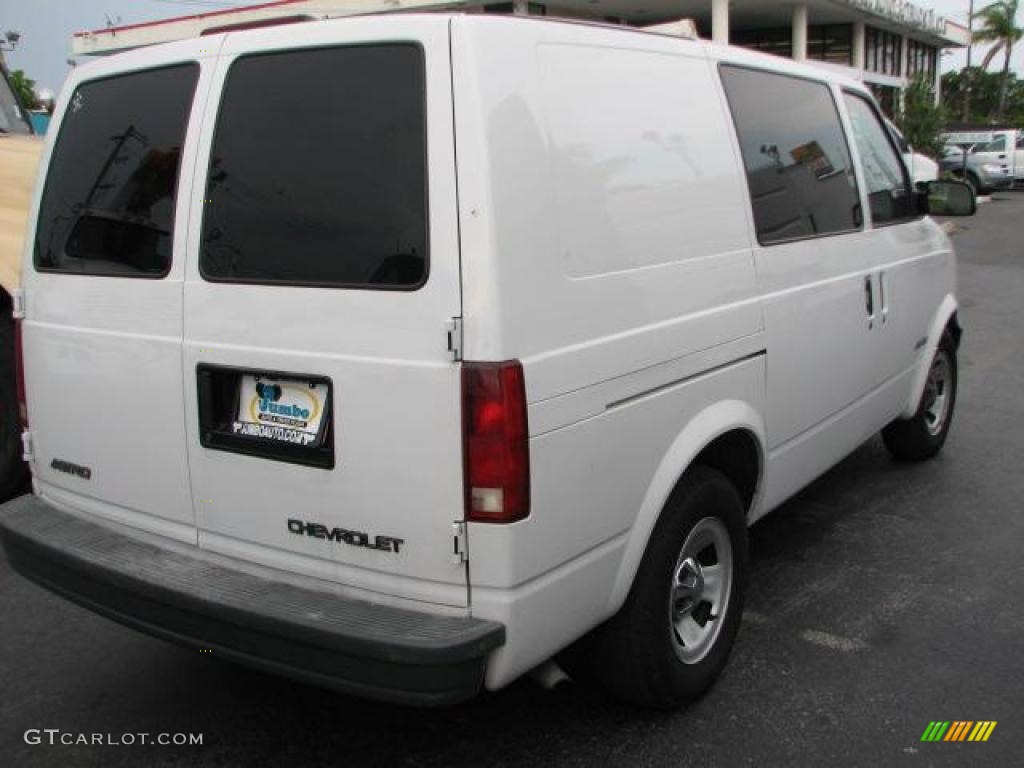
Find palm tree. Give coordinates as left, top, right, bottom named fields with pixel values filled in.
left=972, top=0, right=1023, bottom=121
left=7, top=68, right=35, bottom=110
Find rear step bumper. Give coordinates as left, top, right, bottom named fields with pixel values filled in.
left=0, top=495, right=504, bottom=706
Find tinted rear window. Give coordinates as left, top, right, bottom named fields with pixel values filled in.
left=719, top=65, right=861, bottom=245
left=35, top=64, right=199, bottom=276
left=200, top=45, right=428, bottom=289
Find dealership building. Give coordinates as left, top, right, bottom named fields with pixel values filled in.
left=72, top=0, right=969, bottom=114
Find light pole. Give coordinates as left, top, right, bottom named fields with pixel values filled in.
left=962, top=0, right=975, bottom=122
left=0, top=31, right=21, bottom=69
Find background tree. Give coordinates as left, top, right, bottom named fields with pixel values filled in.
left=7, top=68, right=36, bottom=110
left=896, top=76, right=947, bottom=156
left=972, top=0, right=1023, bottom=120
left=943, top=67, right=1024, bottom=123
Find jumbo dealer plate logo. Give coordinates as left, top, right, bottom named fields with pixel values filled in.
left=233, top=376, right=328, bottom=446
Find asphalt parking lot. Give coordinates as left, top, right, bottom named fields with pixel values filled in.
left=3, top=193, right=1023, bottom=768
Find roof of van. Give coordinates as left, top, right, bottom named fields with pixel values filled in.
left=474, top=14, right=872, bottom=94
left=63, top=12, right=870, bottom=99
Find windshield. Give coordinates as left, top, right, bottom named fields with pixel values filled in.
left=0, top=69, right=33, bottom=135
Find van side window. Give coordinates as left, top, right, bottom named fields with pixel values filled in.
left=841, top=92, right=916, bottom=226
left=34, top=64, right=199, bottom=276
left=200, top=45, right=428, bottom=289
left=719, top=65, right=861, bottom=245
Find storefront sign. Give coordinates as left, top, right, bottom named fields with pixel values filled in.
left=846, top=0, right=947, bottom=36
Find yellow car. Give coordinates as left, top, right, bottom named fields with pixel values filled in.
left=0, top=67, right=42, bottom=499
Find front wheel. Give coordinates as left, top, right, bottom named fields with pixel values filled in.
left=579, top=466, right=749, bottom=709
left=967, top=172, right=990, bottom=196
left=882, top=329, right=958, bottom=462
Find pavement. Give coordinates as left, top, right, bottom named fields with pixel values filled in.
left=2, top=193, right=1023, bottom=767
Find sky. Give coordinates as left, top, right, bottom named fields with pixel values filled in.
left=1, top=0, right=1021, bottom=95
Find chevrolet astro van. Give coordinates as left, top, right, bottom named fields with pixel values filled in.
left=0, top=14, right=974, bottom=708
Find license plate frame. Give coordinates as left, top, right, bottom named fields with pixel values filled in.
left=197, top=365, right=335, bottom=469
left=234, top=375, right=330, bottom=449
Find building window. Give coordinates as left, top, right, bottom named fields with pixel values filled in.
left=865, top=26, right=903, bottom=76
left=808, top=25, right=853, bottom=65
left=868, top=83, right=898, bottom=118
left=483, top=2, right=546, bottom=13
left=732, top=28, right=793, bottom=59
left=906, top=39, right=937, bottom=81
left=734, top=25, right=852, bottom=66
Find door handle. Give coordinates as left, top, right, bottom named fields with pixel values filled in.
left=879, top=270, right=888, bottom=324
left=864, top=275, right=875, bottom=328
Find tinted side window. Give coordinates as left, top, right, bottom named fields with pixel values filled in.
left=35, top=65, right=198, bottom=276
left=842, top=93, right=916, bottom=226
left=720, top=65, right=861, bottom=245
left=201, top=45, right=427, bottom=289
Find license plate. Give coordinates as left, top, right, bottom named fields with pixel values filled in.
left=233, top=375, right=329, bottom=447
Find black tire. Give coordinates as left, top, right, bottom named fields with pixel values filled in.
left=575, top=465, right=749, bottom=709
left=882, top=329, right=957, bottom=462
left=966, top=172, right=988, bottom=196
left=0, top=292, right=27, bottom=501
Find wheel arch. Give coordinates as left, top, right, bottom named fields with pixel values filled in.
left=606, top=400, right=765, bottom=615
left=900, top=295, right=960, bottom=420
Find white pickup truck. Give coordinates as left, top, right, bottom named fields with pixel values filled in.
left=944, top=129, right=1024, bottom=187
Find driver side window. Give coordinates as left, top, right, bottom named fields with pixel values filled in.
left=842, top=92, right=916, bottom=226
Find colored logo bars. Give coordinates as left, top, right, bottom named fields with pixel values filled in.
left=921, top=721, right=997, bottom=742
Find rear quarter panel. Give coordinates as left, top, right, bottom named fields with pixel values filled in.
left=451, top=17, right=765, bottom=687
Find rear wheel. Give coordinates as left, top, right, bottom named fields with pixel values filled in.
left=0, top=294, right=27, bottom=500
left=882, top=329, right=957, bottom=462
left=578, top=466, right=748, bottom=709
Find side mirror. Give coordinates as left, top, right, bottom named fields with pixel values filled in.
left=922, top=180, right=976, bottom=217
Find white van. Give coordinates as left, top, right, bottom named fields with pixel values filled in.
left=1, top=14, right=974, bottom=708
left=886, top=120, right=939, bottom=187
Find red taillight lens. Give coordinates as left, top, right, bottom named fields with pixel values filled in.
left=14, top=318, right=27, bottom=428
left=461, top=360, right=530, bottom=523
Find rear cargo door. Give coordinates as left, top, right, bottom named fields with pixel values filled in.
left=182, top=18, right=467, bottom=607
left=22, top=44, right=218, bottom=542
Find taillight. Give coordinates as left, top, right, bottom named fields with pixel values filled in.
left=461, top=360, right=530, bottom=523
left=14, top=318, right=27, bottom=428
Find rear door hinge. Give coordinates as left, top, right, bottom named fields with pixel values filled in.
left=21, top=431, right=34, bottom=463
left=11, top=288, right=25, bottom=320
left=446, top=316, right=463, bottom=362
left=452, top=520, right=468, bottom=565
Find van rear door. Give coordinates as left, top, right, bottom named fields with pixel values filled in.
left=23, top=45, right=215, bottom=542
left=182, top=18, right=468, bottom=607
